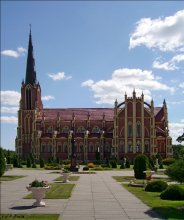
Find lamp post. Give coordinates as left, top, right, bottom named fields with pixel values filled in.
left=70, top=130, right=78, bottom=172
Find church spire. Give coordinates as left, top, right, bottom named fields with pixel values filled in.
left=25, top=25, right=37, bottom=85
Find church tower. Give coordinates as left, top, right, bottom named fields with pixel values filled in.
left=16, top=28, right=43, bottom=158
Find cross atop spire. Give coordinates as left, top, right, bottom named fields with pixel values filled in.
left=25, top=26, right=37, bottom=85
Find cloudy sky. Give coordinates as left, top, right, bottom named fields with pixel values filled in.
left=1, top=1, right=184, bottom=150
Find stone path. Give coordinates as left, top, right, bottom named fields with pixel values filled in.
left=1, top=169, right=164, bottom=219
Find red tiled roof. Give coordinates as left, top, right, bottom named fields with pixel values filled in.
left=39, top=108, right=114, bottom=121
left=154, top=107, right=162, bottom=116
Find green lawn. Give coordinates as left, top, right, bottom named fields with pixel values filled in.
left=24, top=183, right=75, bottom=199
left=0, top=175, right=26, bottom=181
left=123, top=184, right=184, bottom=219
left=0, top=214, right=59, bottom=220
left=54, top=176, right=80, bottom=181
left=112, top=176, right=171, bottom=183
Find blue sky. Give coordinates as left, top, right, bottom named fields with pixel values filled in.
left=1, top=1, right=184, bottom=150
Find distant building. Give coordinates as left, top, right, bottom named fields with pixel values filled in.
left=15, top=31, right=173, bottom=161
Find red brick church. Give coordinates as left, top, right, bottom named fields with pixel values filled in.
left=15, top=31, right=173, bottom=161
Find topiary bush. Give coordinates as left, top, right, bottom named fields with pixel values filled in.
left=160, top=185, right=184, bottom=200
left=88, top=163, right=95, bottom=168
left=110, top=160, right=117, bottom=168
left=120, top=163, right=125, bottom=169
left=26, top=157, right=31, bottom=168
left=125, top=159, right=130, bottom=168
left=162, top=158, right=175, bottom=166
left=133, top=154, right=149, bottom=179
left=165, top=159, right=184, bottom=183
left=32, top=163, right=37, bottom=168
left=0, top=147, right=6, bottom=177
left=145, top=180, right=168, bottom=192
left=83, top=166, right=89, bottom=171
left=40, top=158, right=45, bottom=168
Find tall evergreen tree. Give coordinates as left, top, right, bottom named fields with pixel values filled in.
left=0, top=147, right=6, bottom=177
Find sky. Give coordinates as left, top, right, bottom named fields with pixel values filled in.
left=1, top=1, right=184, bottom=151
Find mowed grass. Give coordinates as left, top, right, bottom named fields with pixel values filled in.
left=123, top=183, right=184, bottom=219
left=0, top=175, right=26, bottom=181
left=24, top=183, right=75, bottom=199
left=54, top=176, right=80, bottom=181
left=113, top=176, right=171, bottom=183
left=0, top=214, right=59, bottom=220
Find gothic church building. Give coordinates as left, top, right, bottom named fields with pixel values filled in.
left=15, top=32, right=173, bottom=161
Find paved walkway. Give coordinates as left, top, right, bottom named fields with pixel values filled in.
left=1, top=169, right=164, bottom=219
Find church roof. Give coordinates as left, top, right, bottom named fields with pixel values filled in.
left=39, top=108, right=114, bottom=121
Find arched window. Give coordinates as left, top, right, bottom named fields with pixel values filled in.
left=48, top=143, right=52, bottom=153
left=105, top=142, right=110, bottom=152
left=77, top=126, right=85, bottom=133
left=136, top=121, right=141, bottom=137
left=96, top=142, right=100, bottom=152
left=79, top=143, right=83, bottom=152
left=63, top=143, right=68, bottom=153
left=145, top=141, right=150, bottom=153
left=89, top=143, right=94, bottom=152
left=26, top=88, right=31, bottom=109
left=41, top=144, right=46, bottom=153
left=128, top=141, right=132, bottom=153
left=136, top=141, right=141, bottom=153
left=47, top=126, right=53, bottom=134
left=62, top=126, right=69, bottom=134
left=119, top=141, right=125, bottom=153
left=92, top=126, right=100, bottom=133
left=128, top=122, right=133, bottom=137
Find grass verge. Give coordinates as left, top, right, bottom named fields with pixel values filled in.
left=24, top=183, right=75, bottom=199
left=0, top=175, right=26, bottom=181
left=0, top=214, right=59, bottom=220
left=123, top=183, right=184, bottom=219
left=54, top=176, right=80, bottom=181
left=113, top=176, right=171, bottom=183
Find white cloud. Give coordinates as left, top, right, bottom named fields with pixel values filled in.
left=179, top=82, right=184, bottom=88
left=130, top=10, right=184, bottom=52
left=81, top=68, right=174, bottom=105
left=167, top=100, right=184, bottom=105
left=169, top=122, right=184, bottom=144
left=181, top=119, right=184, bottom=123
left=42, top=95, right=55, bottom=101
left=1, top=91, right=20, bottom=106
left=1, top=47, right=27, bottom=58
left=1, top=106, right=19, bottom=114
left=153, top=54, right=184, bottom=71
left=1, top=116, right=18, bottom=124
left=48, top=72, right=72, bottom=81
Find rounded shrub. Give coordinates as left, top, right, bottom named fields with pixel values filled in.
left=160, top=185, right=184, bottom=201
left=110, top=160, right=117, bottom=168
left=162, top=158, right=175, bottom=166
left=133, top=154, right=149, bottom=179
left=125, top=159, right=130, bottom=168
left=32, top=163, right=37, bottom=168
left=40, top=158, right=45, bottom=168
left=88, top=163, right=95, bottom=168
left=120, top=163, right=125, bottom=169
left=83, top=166, right=89, bottom=171
left=145, top=180, right=168, bottom=192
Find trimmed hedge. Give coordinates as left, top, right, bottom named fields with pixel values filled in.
left=160, top=185, right=184, bottom=200
left=145, top=180, right=168, bottom=192
left=134, top=154, right=149, bottom=179
left=162, top=158, right=175, bottom=166
left=83, top=166, right=89, bottom=171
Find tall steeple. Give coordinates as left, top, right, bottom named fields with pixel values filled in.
left=25, top=25, right=37, bottom=85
